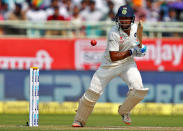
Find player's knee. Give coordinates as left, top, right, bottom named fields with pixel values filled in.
left=130, top=81, right=143, bottom=90
left=81, top=89, right=100, bottom=107
left=84, top=89, right=100, bottom=102
left=129, top=88, right=149, bottom=99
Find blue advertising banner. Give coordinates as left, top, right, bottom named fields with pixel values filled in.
left=0, top=70, right=183, bottom=103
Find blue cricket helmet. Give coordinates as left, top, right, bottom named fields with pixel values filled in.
left=115, top=5, right=135, bottom=22
left=114, top=5, right=135, bottom=30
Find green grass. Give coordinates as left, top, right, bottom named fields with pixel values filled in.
left=0, top=114, right=182, bottom=131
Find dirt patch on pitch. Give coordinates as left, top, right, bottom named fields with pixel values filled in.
left=39, top=126, right=183, bottom=131
left=100, top=126, right=183, bottom=131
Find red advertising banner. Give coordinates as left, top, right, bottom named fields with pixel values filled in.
left=0, top=38, right=75, bottom=70
left=136, top=39, right=183, bottom=71
left=74, top=39, right=183, bottom=71
left=75, top=39, right=106, bottom=70
left=0, top=38, right=183, bottom=71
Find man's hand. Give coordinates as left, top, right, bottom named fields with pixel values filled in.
left=140, top=45, right=147, bottom=53
left=129, top=45, right=147, bottom=57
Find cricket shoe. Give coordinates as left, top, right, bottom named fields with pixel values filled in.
left=121, top=113, right=131, bottom=125
left=72, top=121, right=83, bottom=127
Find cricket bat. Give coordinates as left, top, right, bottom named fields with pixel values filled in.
left=137, top=20, right=143, bottom=48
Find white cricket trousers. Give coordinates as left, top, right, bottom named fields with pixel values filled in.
left=89, top=60, right=143, bottom=95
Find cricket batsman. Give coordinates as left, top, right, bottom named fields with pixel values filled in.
left=72, top=5, right=149, bottom=127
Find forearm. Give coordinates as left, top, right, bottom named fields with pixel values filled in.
left=110, top=50, right=131, bottom=62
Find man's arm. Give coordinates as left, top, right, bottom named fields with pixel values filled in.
left=110, top=45, right=147, bottom=62
left=110, top=50, right=131, bottom=62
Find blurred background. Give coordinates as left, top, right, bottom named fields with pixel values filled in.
left=0, top=0, right=183, bottom=115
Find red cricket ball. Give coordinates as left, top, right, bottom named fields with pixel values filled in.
left=90, top=40, right=97, bottom=46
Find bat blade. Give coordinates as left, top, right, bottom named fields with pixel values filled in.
left=137, top=20, right=143, bottom=48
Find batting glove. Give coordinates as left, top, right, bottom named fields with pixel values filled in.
left=140, top=45, right=147, bottom=53
left=129, top=45, right=147, bottom=57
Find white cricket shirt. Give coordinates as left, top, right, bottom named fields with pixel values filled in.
left=101, top=23, right=138, bottom=67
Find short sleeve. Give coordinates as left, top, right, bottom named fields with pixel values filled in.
left=108, top=32, right=120, bottom=51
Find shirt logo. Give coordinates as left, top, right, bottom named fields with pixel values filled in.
left=122, top=9, right=127, bottom=15
left=134, top=33, right=136, bottom=37
left=119, top=36, right=124, bottom=44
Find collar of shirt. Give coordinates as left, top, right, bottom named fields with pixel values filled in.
left=115, top=25, right=128, bottom=37
left=117, top=25, right=128, bottom=39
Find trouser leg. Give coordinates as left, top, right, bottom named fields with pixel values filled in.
left=118, top=63, right=149, bottom=115
left=74, top=67, right=116, bottom=126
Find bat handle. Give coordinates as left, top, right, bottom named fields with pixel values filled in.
left=138, top=43, right=142, bottom=48
left=139, top=42, right=142, bottom=48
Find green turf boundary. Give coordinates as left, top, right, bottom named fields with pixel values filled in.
left=0, top=114, right=183, bottom=131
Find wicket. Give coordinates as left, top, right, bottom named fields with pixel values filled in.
left=29, top=67, right=39, bottom=127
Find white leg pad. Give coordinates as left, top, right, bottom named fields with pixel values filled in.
left=118, top=88, right=149, bottom=115
left=74, top=89, right=100, bottom=126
